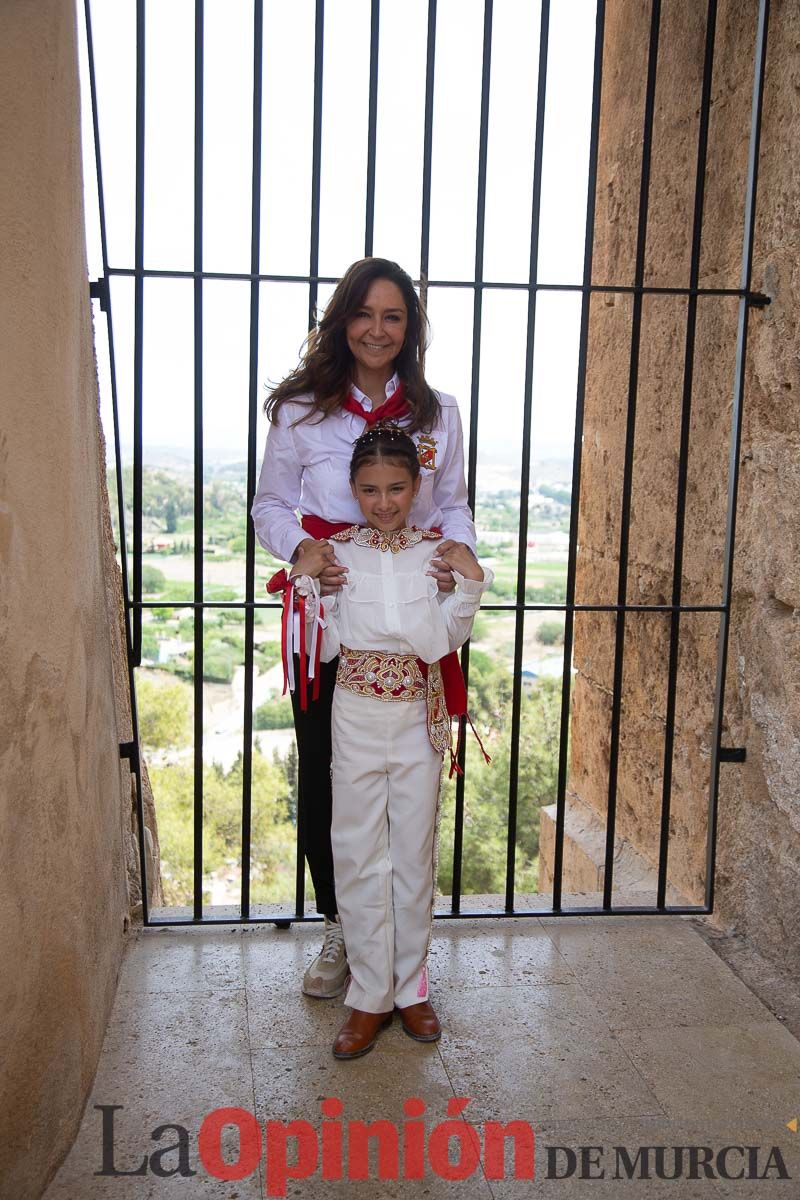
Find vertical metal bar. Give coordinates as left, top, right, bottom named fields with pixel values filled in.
left=602, top=0, right=661, bottom=909
left=552, top=0, right=606, bottom=911
left=133, top=0, right=146, bottom=666
left=451, top=0, right=493, bottom=913
left=241, top=0, right=264, bottom=922
left=706, top=0, right=770, bottom=911
left=295, top=0, right=325, bottom=915
left=364, top=0, right=380, bottom=257
left=307, top=0, right=324, bottom=332
left=192, top=0, right=205, bottom=920
left=505, top=0, right=550, bottom=913
left=418, top=0, right=437, bottom=307
left=656, top=0, right=717, bottom=908
left=85, top=0, right=150, bottom=923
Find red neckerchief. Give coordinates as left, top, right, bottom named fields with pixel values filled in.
left=341, top=381, right=409, bottom=426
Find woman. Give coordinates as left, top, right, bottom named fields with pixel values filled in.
left=251, top=257, right=477, bottom=1001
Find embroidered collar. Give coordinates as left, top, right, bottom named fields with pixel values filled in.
left=329, top=525, right=440, bottom=553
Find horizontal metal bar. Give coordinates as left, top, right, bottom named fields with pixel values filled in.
left=131, top=599, right=727, bottom=613
left=104, top=265, right=754, bottom=299
left=142, top=903, right=710, bottom=928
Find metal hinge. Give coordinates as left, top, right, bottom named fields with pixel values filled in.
left=718, top=747, right=746, bottom=763
left=89, top=277, right=109, bottom=312
left=746, top=292, right=771, bottom=308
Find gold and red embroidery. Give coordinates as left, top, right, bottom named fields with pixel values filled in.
left=417, top=435, right=438, bottom=471
left=336, top=646, right=453, bottom=760
left=337, top=646, right=426, bottom=702
left=329, top=525, right=440, bottom=553
left=424, top=660, right=452, bottom=757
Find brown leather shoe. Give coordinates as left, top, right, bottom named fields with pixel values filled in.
left=332, top=1009, right=393, bottom=1060
left=396, top=1000, right=441, bottom=1042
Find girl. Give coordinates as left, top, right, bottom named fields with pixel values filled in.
left=251, top=257, right=477, bottom=1001
left=285, top=425, right=492, bottom=1059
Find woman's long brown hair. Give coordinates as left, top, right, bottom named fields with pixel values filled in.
left=264, top=257, right=441, bottom=435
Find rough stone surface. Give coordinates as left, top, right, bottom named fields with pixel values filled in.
left=96, top=408, right=164, bottom=912
left=0, top=3, right=155, bottom=1196
left=545, top=0, right=800, bottom=978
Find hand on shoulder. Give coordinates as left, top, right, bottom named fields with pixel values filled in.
left=290, top=538, right=334, bottom=581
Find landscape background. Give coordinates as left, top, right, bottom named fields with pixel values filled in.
left=113, top=448, right=573, bottom=907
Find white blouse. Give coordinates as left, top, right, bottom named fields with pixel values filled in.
left=251, top=373, right=477, bottom=564
left=293, top=527, right=494, bottom=665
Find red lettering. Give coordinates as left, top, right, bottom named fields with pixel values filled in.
left=484, top=1121, right=536, bottom=1180
left=264, top=1119, right=318, bottom=1198
left=198, top=1107, right=261, bottom=1181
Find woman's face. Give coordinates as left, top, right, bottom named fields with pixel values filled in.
left=345, top=278, right=408, bottom=380
left=350, top=459, right=420, bottom=531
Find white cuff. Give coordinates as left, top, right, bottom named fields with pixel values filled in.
left=451, top=565, right=493, bottom=614
left=290, top=573, right=320, bottom=603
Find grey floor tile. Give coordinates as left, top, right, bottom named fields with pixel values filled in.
left=251, top=1041, right=457, bottom=1125
left=102, top=986, right=251, bottom=1063
left=43, top=916, right=800, bottom=1200
left=435, top=984, right=664, bottom=1125
left=117, top=930, right=246, bottom=995
left=616, top=1021, right=800, bottom=1125
left=427, top=920, right=577, bottom=990
left=45, top=1055, right=262, bottom=1199
left=542, top=920, right=772, bottom=1030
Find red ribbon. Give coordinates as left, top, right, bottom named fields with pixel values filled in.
left=266, top=566, right=323, bottom=712
left=341, top=381, right=409, bottom=426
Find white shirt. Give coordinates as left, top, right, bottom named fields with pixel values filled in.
left=294, top=529, right=493, bottom=664
left=251, top=373, right=477, bottom=563
left=296, top=532, right=491, bottom=667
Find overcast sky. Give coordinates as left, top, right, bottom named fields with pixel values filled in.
left=78, top=0, right=597, bottom=473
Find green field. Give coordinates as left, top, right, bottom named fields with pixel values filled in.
left=115, top=463, right=572, bottom=907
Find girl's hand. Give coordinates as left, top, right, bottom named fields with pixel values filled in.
left=319, top=558, right=349, bottom=594
left=290, top=539, right=335, bottom=581
left=433, top=539, right=484, bottom=582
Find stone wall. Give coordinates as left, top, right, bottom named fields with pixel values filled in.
left=540, top=0, right=799, bottom=975
left=0, top=2, right=154, bottom=1195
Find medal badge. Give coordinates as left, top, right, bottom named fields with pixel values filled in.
left=417, top=435, right=438, bottom=471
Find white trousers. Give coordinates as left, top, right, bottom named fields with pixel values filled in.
left=330, top=686, right=443, bottom=1013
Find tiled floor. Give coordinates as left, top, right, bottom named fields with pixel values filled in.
left=44, top=912, right=800, bottom=1198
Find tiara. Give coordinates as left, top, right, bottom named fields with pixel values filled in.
left=352, top=422, right=407, bottom=448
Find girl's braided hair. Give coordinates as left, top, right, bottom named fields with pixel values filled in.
left=349, top=423, right=420, bottom=483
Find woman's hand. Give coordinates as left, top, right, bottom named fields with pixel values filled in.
left=431, top=539, right=484, bottom=583
left=289, top=538, right=336, bottom=582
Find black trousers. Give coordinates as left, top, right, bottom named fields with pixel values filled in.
left=289, top=654, right=339, bottom=917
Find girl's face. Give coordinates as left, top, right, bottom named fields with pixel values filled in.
left=345, top=278, right=408, bottom=380
left=350, top=460, right=421, bottom=532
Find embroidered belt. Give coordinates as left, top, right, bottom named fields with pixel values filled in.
left=337, top=646, right=426, bottom=701
left=336, top=646, right=452, bottom=758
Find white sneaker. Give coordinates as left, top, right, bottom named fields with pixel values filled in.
left=302, top=915, right=349, bottom=998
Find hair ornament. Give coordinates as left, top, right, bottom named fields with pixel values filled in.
left=352, top=421, right=405, bottom=449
